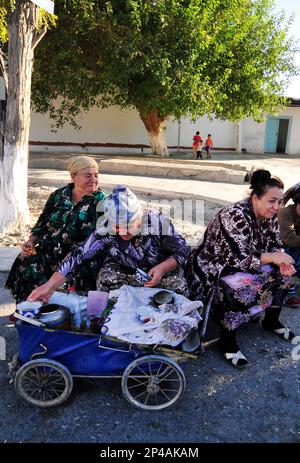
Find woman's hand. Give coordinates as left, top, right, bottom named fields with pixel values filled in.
left=21, top=239, right=36, bottom=257
left=144, top=257, right=178, bottom=288
left=27, top=272, right=66, bottom=303
left=279, top=263, right=296, bottom=277
left=27, top=282, right=55, bottom=303
left=264, top=252, right=295, bottom=268
left=144, top=264, right=164, bottom=287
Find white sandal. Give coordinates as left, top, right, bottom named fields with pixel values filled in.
left=224, top=350, right=249, bottom=368
left=270, top=327, right=295, bottom=341
left=261, top=320, right=296, bottom=342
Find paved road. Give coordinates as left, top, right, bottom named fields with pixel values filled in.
left=1, top=271, right=300, bottom=444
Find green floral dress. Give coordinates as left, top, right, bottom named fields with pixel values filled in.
left=5, top=184, right=107, bottom=302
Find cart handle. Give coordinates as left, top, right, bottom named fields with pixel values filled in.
left=98, top=336, right=132, bottom=353
left=13, top=312, right=46, bottom=328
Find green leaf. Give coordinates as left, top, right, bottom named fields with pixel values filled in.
left=32, top=0, right=300, bottom=129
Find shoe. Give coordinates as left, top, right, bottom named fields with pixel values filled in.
left=218, top=338, right=249, bottom=368
left=224, top=350, right=249, bottom=368
left=261, top=319, right=296, bottom=342
left=285, top=295, right=300, bottom=308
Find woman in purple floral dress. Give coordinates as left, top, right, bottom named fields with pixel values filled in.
left=188, top=170, right=297, bottom=367
left=28, top=185, right=190, bottom=302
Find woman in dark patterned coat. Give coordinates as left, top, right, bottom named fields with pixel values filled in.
left=27, top=185, right=190, bottom=303
left=188, top=169, right=297, bottom=367
left=6, top=156, right=107, bottom=303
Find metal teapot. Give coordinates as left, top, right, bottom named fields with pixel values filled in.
left=36, top=304, right=71, bottom=330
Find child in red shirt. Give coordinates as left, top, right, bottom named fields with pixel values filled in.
left=192, top=131, right=203, bottom=159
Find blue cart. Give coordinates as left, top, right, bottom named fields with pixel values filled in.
left=10, top=298, right=212, bottom=411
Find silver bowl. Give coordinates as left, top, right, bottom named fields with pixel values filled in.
left=152, top=290, right=174, bottom=306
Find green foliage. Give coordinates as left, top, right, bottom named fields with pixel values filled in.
left=0, top=0, right=56, bottom=48
left=0, top=6, right=8, bottom=44
left=32, top=0, right=299, bottom=128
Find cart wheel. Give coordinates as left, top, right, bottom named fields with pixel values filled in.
left=121, top=355, right=186, bottom=411
left=14, top=359, right=73, bottom=408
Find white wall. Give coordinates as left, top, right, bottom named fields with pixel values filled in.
left=241, top=107, right=300, bottom=155
left=29, top=105, right=238, bottom=153
left=30, top=106, right=149, bottom=153
left=240, top=117, right=265, bottom=154
left=281, top=107, right=300, bottom=155
left=165, top=115, right=237, bottom=150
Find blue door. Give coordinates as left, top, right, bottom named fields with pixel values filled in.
left=265, top=117, right=279, bottom=153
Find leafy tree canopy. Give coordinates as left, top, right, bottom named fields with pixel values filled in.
left=0, top=0, right=55, bottom=48
left=32, top=0, right=299, bottom=130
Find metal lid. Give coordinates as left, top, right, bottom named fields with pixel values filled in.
left=36, top=304, right=70, bottom=324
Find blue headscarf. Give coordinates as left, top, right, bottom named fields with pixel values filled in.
left=104, top=185, right=142, bottom=226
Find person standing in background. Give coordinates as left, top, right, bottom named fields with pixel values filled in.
left=192, top=131, right=202, bottom=159
left=204, top=134, right=214, bottom=159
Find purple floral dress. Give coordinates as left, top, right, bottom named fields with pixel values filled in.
left=187, top=198, right=292, bottom=330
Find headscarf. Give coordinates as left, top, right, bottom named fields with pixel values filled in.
left=282, top=182, right=300, bottom=206
left=67, top=156, right=99, bottom=175
left=104, top=185, right=142, bottom=226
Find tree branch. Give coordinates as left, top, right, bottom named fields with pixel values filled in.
left=32, top=25, right=47, bottom=50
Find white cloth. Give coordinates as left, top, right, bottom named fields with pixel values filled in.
left=101, top=285, right=203, bottom=346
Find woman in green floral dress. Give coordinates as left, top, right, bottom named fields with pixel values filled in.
left=5, top=156, right=107, bottom=302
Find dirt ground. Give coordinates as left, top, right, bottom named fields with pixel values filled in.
left=0, top=186, right=55, bottom=248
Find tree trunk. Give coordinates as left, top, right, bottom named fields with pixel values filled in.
left=0, top=2, right=45, bottom=234
left=140, top=111, right=169, bottom=157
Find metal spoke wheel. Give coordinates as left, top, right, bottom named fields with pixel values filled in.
left=121, top=355, right=186, bottom=411
left=14, top=359, right=73, bottom=408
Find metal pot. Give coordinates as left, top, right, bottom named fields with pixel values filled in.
left=36, top=304, right=71, bottom=330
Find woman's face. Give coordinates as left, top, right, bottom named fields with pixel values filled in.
left=72, top=167, right=99, bottom=194
left=252, top=187, right=283, bottom=219
left=111, top=218, right=141, bottom=240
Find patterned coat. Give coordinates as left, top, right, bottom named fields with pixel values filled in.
left=187, top=198, right=283, bottom=302
left=31, top=184, right=107, bottom=259
left=6, top=184, right=107, bottom=302
left=58, top=209, right=190, bottom=282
